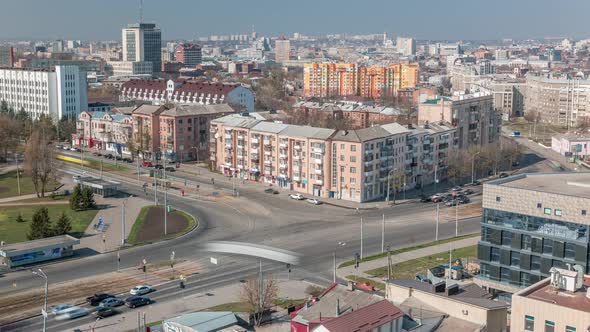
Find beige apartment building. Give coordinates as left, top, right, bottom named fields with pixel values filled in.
left=210, top=114, right=457, bottom=202
left=73, top=110, right=134, bottom=155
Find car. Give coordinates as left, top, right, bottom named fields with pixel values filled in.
left=124, top=158, right=133, bottom=163
left=51, top=304, right=74, bottom=315
left=419, top=195, right=431, bottom=203
left=130, top=285, right=153, bottom=296
left=430, top=195, right=443, bottom=203
left=445, top=199, right=458, bottom=207
left=69, top=147, right=78, bottom=151
left=154, top=164, right=164, bottom=170
left=306, top=198, right=321, bottom=205
left=264, top=188, right=278, bottom=194
left=99, top=297, right=124, bottom=308
left=462, top=189, right=474, bottom=195
left=165, top=166, right=175, bottom=172
left=55, top=307, right=88, bottom=320
left=472, top=180, right=482, bottom=185
left=458, top=196, right=471, bottom=204
left=442, top=194, right=454, bottom=202
left=142, top=161, right=153, bottom=167
left=125, top=296, right=153, bottom=308
left=512, top=161, right=520, bottom=167
left=86, top=293, right=114, bottom=306
left=289, top=193, right=304, bottom=200
left=62, top=145, right=71, bottom=150
left=56, top=145, right=63, bottom=149
left=451, top=186, right=462, bottom=192
left=105, top=154, right=114, bottom=159
left=93, top=307, right=119, bottom=318
left=92, top=152, right=100, bottom=156
left=499, top=172, right=509, bottom=178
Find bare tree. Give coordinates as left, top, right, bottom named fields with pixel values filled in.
left=25, top=129, right=56, bottom=198
left=240, top=274, right=279, bottom=326
left=447, top=149, right=471, bottom=184
left=0, top=115, right=20, bottom=161
left=255, top=69, right=286, bottom=112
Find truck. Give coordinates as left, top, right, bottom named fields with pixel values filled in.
left=510, top=131, right=521, bottom=137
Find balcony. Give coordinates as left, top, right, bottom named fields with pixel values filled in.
left=294, top=145, right=302, bottom=150
left=224, top=133, right=232, bottom=139
left=315, top=158, right=323, bottom=164
left=237, top=164, right=244, bottom=169
left=405, top=159, right=411, bottom=165
left=279, top=143, right=287, bottom=148
left=224, top=161, right=231, bottom=167
left=210, top=155, right=216, bottom=161
left=237, top=135, right=245, bottom=140
left=280, top=153, right=287, bottom=159
left=237, top=155, right=244, bottom=159
left=293, top=155, right=301, bottom=160
left=237, top=145, right=244, bottom=150
left=225, top=143, right=232, bottom=148
left=279, top=163, right=287, bottom=169
left=264, top=150, right=271, bottom=156
left=293, top=175, right=301, bottom=182
left=313, top=147, right=324, bottom=154
left=251, top=156, right=259, bottom=162
left=364, top=170, right=374, bottom=177
left=293, top=165, right=301, bottom=171
left=263, top=139, right=271, bottom=145
left=316, top=179, right=323, bottom=185
left=251, top=138, right=259, bottom=144
left=315, top=169, right=322, bottom=175
left=251, top=148, right=258, bottom=154
left=264, top=160, right=271, bottom=165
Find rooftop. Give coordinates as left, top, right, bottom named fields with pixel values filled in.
left=0, top=235, right=79, bottom=254
left=487, top=172, right=590, bottom=200
left=163, top=311, right=240, bottom=331
left=515, top=276, right=590, bottom=313
left=318, top=300, right=404, bottom=332
left=160, top=104, right=235, bottom=117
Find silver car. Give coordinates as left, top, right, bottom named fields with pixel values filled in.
left=99, top=297, right=124, bottom=308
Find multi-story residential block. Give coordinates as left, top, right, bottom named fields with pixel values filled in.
left=396, top=37, right=416, bottom=56
left=525, top=75, right=590, bottom=127
left=475, top=173, right=590, bottom=295
left=511, top=268, right=590, bottom=332
left=122, top=23, right=162, bottom=73
left=491, top=78, right=525, bottom=120
left=132, top=103, right=236, bottom=161
left=418, top=92, right=501, bottom=149
left=0, top=46, right=14, bottom=67
left=303, top=63, right=418, bottom=99
left=73, top=110, right=133, bottom=155
left=0, top=65, right=88, bottom=120
left=210, top=114, right=456, bottom=202
left=106, top=60, right=153, bottom=78
left=274, top=37, right=290, bottom=63
left=174, top=43, right=202, bottom=68
left=120, top=79, right=255, bottom=113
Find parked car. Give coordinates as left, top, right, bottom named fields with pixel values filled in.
left=430, top=195, right=443, bottom=203
left=458, top=196, right=470, bottom=204
left=289, top=193, right=304, bottom=200
left=462, top=189, right=474, bottom=195
left=165, top=166, right=175, bottom=172
left=125, top=296, right=153, bottom=308
left=105, top=154, right=114, bottom=159
left=142, top=161, right=153, bottom=167
left=154, top=164, right=164, bottom=170
left=86, top=293, right=114, bottom=306
left=51, top=304, right=74, bottom=315
left=306, top=198, right=321, bottom=205
left=130, top=285, right=153, bottom=296
left=419, top=195, right=431, bottom=203
left=55, top=307, right=88, bottom=320
left=264, top=188, right=278, bottom=194
left=442, top=195, right=454, bottom=202
left=99, top=297, right=124, bottom=308
left=92, top=152, right=100, bottom=156
left=69, top=147, right=78, bottom=152
left=512, top=161, right=520, bottom=167
left=445, top=199, right=458, bottom=207
left=499, top=172, right=509, bottom=178
left=62, top=145, right=71, bottom=150
left=93, top=307, right=119, bottom=318
left=451, top=186, right=462, bottom=192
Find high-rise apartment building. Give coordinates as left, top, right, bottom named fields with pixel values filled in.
left=0, top=46, right=14, bottom=67
left=303, top=63, right=418, bottom=99
left=274, top=37, right=290, bottom=63
left=122, top=23, right=162, bottom=73
left=0, top=65, right=88, bottom=120
left=396, top=37, right=416, bottom=56
left=174, top=43, right=202, bottom=68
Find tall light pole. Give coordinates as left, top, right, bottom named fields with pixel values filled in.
left=381, top=214, right=385, bottom=253
left=163, top=155, right=168, bottom=236
left=121, top=196, right=131, bottom=246
left=32, top=269, right=48, bottom=332
left=360, top=216, right=364, bottom=259
left=15, top=153, right=21, bottom=196
left=333, top=241, right=346, bottom=283
left=435, top=203, right=440, bottom=241
left=455, top=200, right=459, bottom=237
left=471, top=151, right=481, bottom=184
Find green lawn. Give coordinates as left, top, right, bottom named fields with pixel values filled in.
left=345, top=276, right=385, bottom=290
left=0, top=205, right=99, bottom=243
left=0, top=170, right=61, bottom=199
left=127, top=206, right=197, bottom=245
left=204, top=302, right=251, bottom=312
left=364, top=245, right=478, bottom=280
left=338, top=233, right=479, bottom=268
left=274, top=298, right=305, bottom=309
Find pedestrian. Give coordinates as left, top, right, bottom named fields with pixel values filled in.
left=211, top=178, right=215, bottom=185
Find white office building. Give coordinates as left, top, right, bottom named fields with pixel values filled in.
left=122, top=23, right=162, bottom=73
left=0, top=65, right=88, bottom=120
left=106, top=60, right=153, bottom=78
left=396, top=37, right=416, bottom=56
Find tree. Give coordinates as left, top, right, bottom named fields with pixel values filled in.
left=57, top=116, right=77, bottom=142
left=255, top=69, right=287, bottom=111
left=15, top=213, right=26, bottom=223
left=53, top=211, right=72, bottom=235
left=27, top=207, right=52, bottom=240
left=24, top=129, right=55, bottom=198
left=447, top=150, right=471, bottom=184
left=0, top=115, right=20, bottom=161
left=81, top=186, right=96, bottom=210
left=240, top=274, right=278, bottom=326
left=70, top=184, right=83, bottom=211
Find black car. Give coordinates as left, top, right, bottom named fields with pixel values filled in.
left=165, top=166, right=175, bottom=172
left=93, top=307, right=119, bottom=318
left=125, top=296, right=153, bottom=308
left=86, top=293, right=114, bottom=306
left=154, top=164, right=164, bottom=170
left=499, top=173, right=509, bottom=178
left=419, top=195, right=431, bottom=203
left=105, top=154, right=114, bottom=159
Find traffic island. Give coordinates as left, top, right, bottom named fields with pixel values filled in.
left=127, top=205, right=196, bottom=245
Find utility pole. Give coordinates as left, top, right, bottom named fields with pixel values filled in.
left=154, top=167, right=158, bottom=206
left=333, top=252, right=336, bottom=283
left=121, top=198, right=127, bottom=246
left=360, top=216, right=364, bottom=259
left=15, top=153, right=21, bottom=196
left=164, top=157, right=168, bottom=236
left=136, top=157, right=140, bottom=184
left=435, top=203, right=440, bottom=241
left=32, top=269, right=48, bottom=332
left=455, top=200, right=459, bottom=237
left=100, top=159, right=103, bottom=179
left=381, top=214, right=385, bottom=253
left=117, top=251, right=120, bottom=272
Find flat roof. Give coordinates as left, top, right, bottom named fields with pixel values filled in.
left=516, top=276, right=590, bottom=313
left=487, top=172, right=590, bottom=199
left=0, top=235, right=79, bottom=256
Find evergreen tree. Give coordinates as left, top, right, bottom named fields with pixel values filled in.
left=81, top=186, right=96, bottom=210
left=27, top=207, right=52, bottom=240
left=70, top=184, right=82, bottom=211
left=53, top=211, right=72, bottom=235
left=15, top=213, right=25, bottom=223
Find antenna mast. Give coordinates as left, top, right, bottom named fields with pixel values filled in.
left=139, top=0, right=143, bottom=23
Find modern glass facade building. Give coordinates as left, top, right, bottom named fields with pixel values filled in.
left=476, top=173, right=590, bottom=294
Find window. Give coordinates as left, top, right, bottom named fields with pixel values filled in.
left=543, top=239, right=553, bottom=255
left=496, top=196, right=501, bottom=202
left=537, top=203, right=542, bottom=208
left=502, top=231, right=512, bottom=246
left=522, top=235, right=532, bottom=251
left=350, top=178, right=356, bottom=184
left=582, top=210, right=587, bottom=216
left=350, top=145, right=356, bottom=152
left=490, top=247, right=500, bottom=263
left=350, top=156, right=356, bottom=162
left=524, top=315, right=535, bottom=331
left=544, top=208, right=551, bottom=215
left=500, top=267, right=511, bottom=282
left=350, top=167, right=356, bottom=173
left=340, top=144, right=345, bottom=150
left=554, top=209, right=562, bottom=216
left=340, top=155, right=345, bottom=161
left=531, top=255, right=541, bottom=271
left=511, top=252, right=520, bottom=266
left=566, top=326, right=576, bottom=332
left=544, top=320, right=555, bottom=332
left=565, top=242, right=576, bottom=259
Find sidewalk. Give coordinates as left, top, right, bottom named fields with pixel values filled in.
left=337, top=236, right=480, bottom=283
left=71, top=279, right=310, bottom=332
left=77, top=195, right=150, bottom=253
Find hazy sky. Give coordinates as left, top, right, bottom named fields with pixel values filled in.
left=1, top=0, right=589, bottom=41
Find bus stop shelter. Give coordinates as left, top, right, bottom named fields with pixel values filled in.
left=73, top=176, right=120, bottom=197
left=0, top=235, right=80, bottom=268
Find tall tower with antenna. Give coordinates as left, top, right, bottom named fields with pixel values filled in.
left=139, top=0, right=143, bottom=23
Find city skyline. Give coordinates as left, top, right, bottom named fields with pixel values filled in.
left=1, top=0, right=589, bottom=41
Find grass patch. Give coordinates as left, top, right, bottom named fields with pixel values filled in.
left=17, top=195, right=70, bottom=203
left=0, top=170, right=61, bottom=199
left=274, top=298, right=305, bottom=309
left=205, top=302, right=250, bottom=312
left=127, top=205, right=196, bottom=245
left=0, top=205, right=99, bottom=243
left=338, top=233, right=479, bottom=268
left=345, top=276, right=385, bottom=290
left=364, top=245, right=478, bottom=280
left=127, top=206, right=150, bottom=244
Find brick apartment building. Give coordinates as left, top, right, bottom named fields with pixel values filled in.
left=210, top=114, right=456, bottom=202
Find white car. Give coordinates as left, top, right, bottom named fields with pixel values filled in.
left=51, top=304, right=74, bottom=315
left=130, top=285, right=153, bottom=296
left=55, top=307, right=88, bottom=320
left=289, top=193, right=304, bottom=200
left=306, top=198, right=321, bottom=205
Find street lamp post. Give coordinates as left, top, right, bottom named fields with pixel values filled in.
left=15, top=153, right=21, bottom=196
left=385, top=169, right=396, bottom=204
left=164, top=156, right=168, bottom=236
left=333, top=241, right=346, bottom=283
left=471, top=151, right=481, bottom=184
left=360, top=216, right=364, bottom=259
left=32, top=269, right=48, bottom=332
left=121, top=195, right=131, bottom=246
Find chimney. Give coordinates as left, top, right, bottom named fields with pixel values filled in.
left=336, top=298, right=340, bottom=317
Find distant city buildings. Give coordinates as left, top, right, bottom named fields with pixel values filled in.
left=274, top=37, right=291, bottom=63
left=396, top=37, right=416, bottom=56
left=122, top=23, right=162, bottom=74
left=0, top=46, right=14, bottom=67
left=174, top=43, right=202, bottom=68
left=0, top=65, right=88, bottom=120
left=106, top=60, right=153, bottom=78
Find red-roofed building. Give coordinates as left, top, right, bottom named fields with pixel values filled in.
left=120, top=79, right=254, bottom=113
left=314, top=300, right=404, bottom=332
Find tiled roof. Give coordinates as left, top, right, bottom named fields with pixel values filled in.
left=132, top=105, right=165, bottom=115
left=319, top=300, right=404, bottom=332
left=160, top=104, right=235, bottom=117
left=122, top=79, right=241, bottom=96
left=279, top=125, right=335, bottom=140
left=356, top=126, right=393, bottom=141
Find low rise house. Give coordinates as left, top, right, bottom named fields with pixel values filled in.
left=73, top=110, right=134, bottom=155
left=551, top=133, right=590, bottom=160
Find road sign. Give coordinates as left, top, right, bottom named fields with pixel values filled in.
left=210, top=257, right=218, bottom=265
left=41, top=309, right=47, bottom=318
left=167, top=205, right=172, bottom=213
